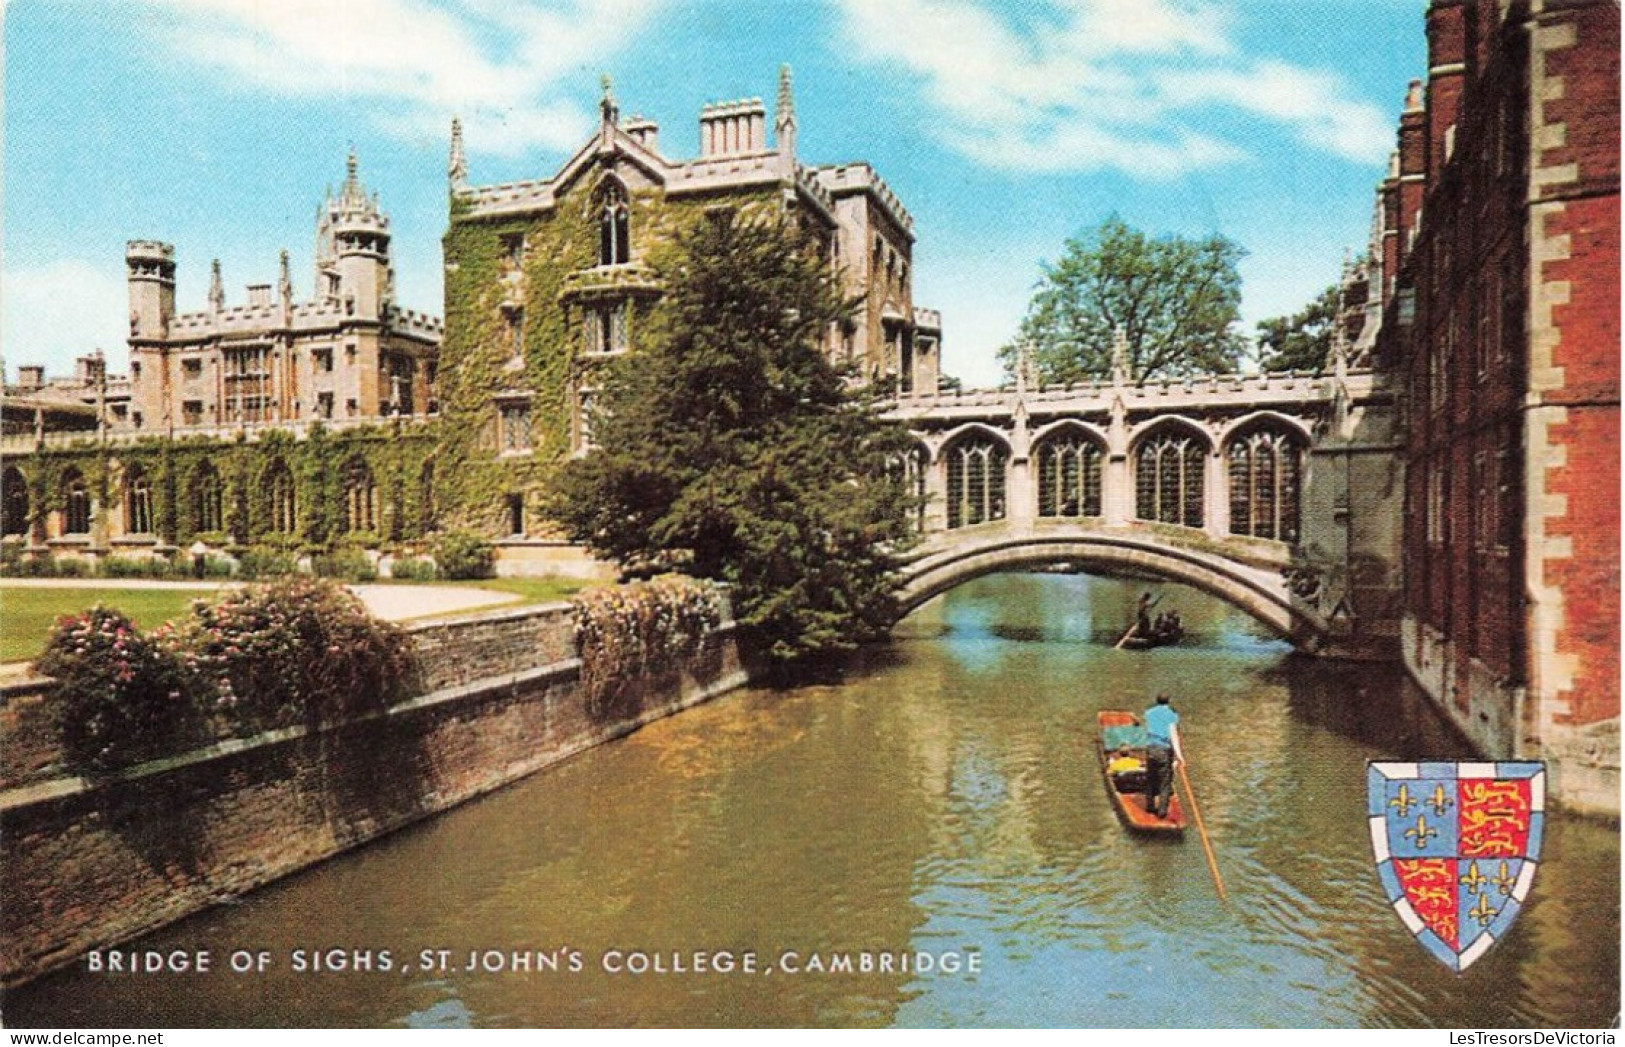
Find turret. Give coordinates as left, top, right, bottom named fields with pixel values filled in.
left=315, top=152, right=391, bottom=319
left=125, top=240, right=175, bottom=340
left=775, top=64, right=797, bottom=160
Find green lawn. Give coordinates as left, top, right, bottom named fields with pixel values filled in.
left=0, top=576, right=598, bottom=665
left=426, top=576, right=592, bottom=605
left=0, top=587, right=223, bottom=665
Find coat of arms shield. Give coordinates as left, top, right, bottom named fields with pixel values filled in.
left=1367, top=761, right=1547, bottom=973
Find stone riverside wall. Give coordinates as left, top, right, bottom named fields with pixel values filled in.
left=0, top=601, right=752, bottom=987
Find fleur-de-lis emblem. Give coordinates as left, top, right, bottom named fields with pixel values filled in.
left=1459, top=861, right=1488, bottom=895
left=1468, top=893, right=1499, bottom=927
left=1491, top=861, right=1517, bottom=896
left=1389, top=784, right=1417, bottom=818
left=1404, top=815, right=1437, bottom=848
left=1426, top=783, right=1455, bottom=817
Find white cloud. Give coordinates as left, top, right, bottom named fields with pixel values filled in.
left=136, top=0, right=664, bottom=156
left=833, top=0, right=1390, bottom=177
left=2, top=260, right=131, bottom=382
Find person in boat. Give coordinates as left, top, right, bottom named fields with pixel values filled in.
left=1135, top=592, right=1160, bottom=637
left=1106, top=745, right=1143, bottom=778
left=1142, top=694, right=1180, bottom=817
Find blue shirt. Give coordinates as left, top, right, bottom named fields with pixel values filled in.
left=1144, top=703, right=1179, bottom=746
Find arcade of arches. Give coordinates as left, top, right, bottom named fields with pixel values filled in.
left=919, top=419, right=1307, bottom=543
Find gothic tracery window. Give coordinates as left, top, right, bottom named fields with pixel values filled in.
left=1226, top=425, right=1303, bottom=543
left=63, top=470, right=91, bottom=535
left=598, top=180, right=630, bottom=266
left=1036, top=430, right=1104, bottom=519
left=1135, top=429, right=1206, bottom=529
left=191, top=461, right=223, bottom=534
left=265, top=459, right=297, bottom=534
left=2, top=467, right=29, bottom=537
left=125, top=465, right=153, bottom=535
left=344, top=458, right=376, bottom=534
left=945, top=432, right=1008, bottom=529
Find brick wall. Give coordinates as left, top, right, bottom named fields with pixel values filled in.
left=0, top=604, right=753, bottom=987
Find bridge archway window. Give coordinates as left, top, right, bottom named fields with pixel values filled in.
left=1227, top=426, right=1303, bottom=543
left=62, top=469, right=91, bottom=536
left=2, top=467, right=29, bottom=537
left=1135, top=431, right=1205, bottom=529
left=946, top=433, right=1008, bottom=529
left=1036, top=431, right=1104, bottom=519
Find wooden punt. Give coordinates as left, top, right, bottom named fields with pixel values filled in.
left=1096, top=709, right=1186, bottom=834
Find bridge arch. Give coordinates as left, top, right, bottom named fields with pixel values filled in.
left=896, top=530, right=1333, bottom=652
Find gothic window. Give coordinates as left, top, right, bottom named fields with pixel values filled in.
left=344, top=458, right=376, bottom=533
left=506, top=493, right=525, bottom=537
left=582, top=302, right=630, bottom=355
left=190, top=461, right=223, bottom=534
left=182, top=400, right=204, bottom=426
left=265, top=459, right=297, bottom=534
left=63, top=469, right=91, bottom=535
left=500, top=402, right=532, bottom=454
left=898, top=333, right=915, bottom=395
left=888, top=444, right=929, bottom=533
left=945, top=432, right=1008, bottom=529
left=2, top=467, right=29, bottom=537
left=125, top=466, right=153, bottom=535
left=1226, top=425, right=1303, bottom=543
left=1036, top=430, right=1104, bottom=519
left=1135, top=429, right=1206, bottom=529
left=598, top=180, right=630, bottom=266
left=506, top=308, right=525, bottom=363
left=1426, top=462, right=1447, bottom=546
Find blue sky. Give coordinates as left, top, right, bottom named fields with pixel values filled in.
left=4, top=0, right=1426, bottom=389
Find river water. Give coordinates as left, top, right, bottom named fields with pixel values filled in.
left=7, top=573, right=1619, bottom=1028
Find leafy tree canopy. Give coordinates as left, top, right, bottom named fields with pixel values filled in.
left=998, top=216, right=1247, bottom=385
left=548, top=211, right=918, bottom=663
left=1254, top=283, right=1340, bottom=374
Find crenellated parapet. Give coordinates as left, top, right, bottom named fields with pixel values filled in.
left=815, top=163, right=915, bottom=239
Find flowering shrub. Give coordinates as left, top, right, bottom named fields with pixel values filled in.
left=36, top=606, right=203, bottom=774
left=38, top=581, right=419, bottom=772
left=572, top=575, right=721, bottom=717
left=175, top=577, right=415, bottom=730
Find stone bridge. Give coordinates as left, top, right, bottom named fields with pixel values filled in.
left=884, top=362, right=1403, bottom=659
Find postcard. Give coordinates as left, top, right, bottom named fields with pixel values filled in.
left=1, top=0, right=1618, bottom=1033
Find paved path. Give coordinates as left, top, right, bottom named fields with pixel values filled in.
left=0, top=579, right=522, bottom=622
left=347, top=584, right=522, bottom=621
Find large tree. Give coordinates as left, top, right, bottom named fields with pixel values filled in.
left=1253, top=283, right=1340, bottom=374
left=548, top=211, right=918, bottom=663
left=1000, top=217, right=1247, bottom=385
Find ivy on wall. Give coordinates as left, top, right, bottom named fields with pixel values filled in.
left=0, top=421, right=439, bottom=555
left=433, top=179, right=777, bottom=539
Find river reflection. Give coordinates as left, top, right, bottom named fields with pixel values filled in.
left=6, top=573, right=1618, bottom=1027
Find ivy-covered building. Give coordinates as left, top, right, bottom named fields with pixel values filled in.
left=438, top=70, right=942, bottom=539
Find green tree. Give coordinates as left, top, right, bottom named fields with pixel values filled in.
left=1254, top=283, right=1340, bottom=374
left=548, top=211, right=918, bottom=663
left=999, top=217, right=1246, bottom=385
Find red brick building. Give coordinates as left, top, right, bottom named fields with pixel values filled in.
left=1366, top=0, right=1618, bottom=813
